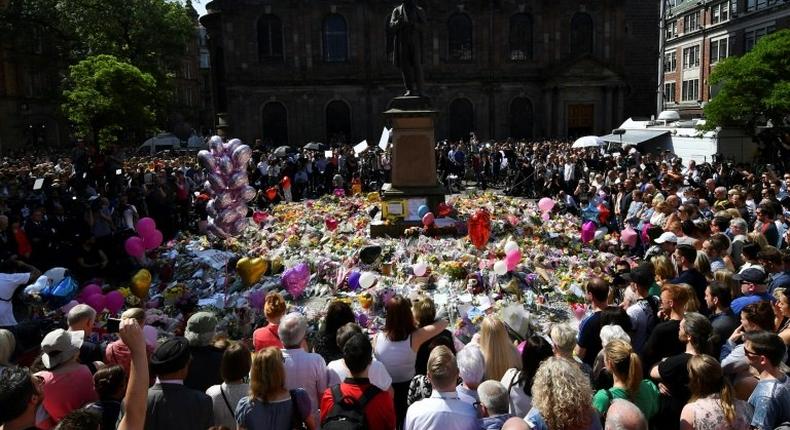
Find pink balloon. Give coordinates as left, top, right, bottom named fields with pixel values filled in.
left=142, top=229, right=163, bottom=250
left=124, top=236, right=145, bottom=258
left=135, top=217, right=156, bottom=234
left=105, top=291, right=125, bottom=315
left=84, top=293, right=106, bottom=313
left=538, top=197, right=555, bottom=213
left=581, top=221, right=597, bottom=243
left=282, top=263, right=310, bottom=299
left=541, top=212, right=550, bottom=221
left=80, top=284, right=102, bottom=300
left=621, top=227, right=638, bottom=248
left=422, top=212, right=435, bottom=227
left=506, top=250, right=522, bottom=271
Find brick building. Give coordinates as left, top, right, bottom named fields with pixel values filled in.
left=200, top=0, right=660, bottom=145
left=661, top=0, right=790, bottom=118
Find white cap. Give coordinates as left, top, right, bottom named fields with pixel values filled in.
left=655, top=232, right=678, bottom=244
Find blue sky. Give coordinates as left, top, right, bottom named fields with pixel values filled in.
left=189, top=0, right=207, bottom=17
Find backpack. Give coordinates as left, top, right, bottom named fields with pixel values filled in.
left=321, top=384, right=381, bottom=430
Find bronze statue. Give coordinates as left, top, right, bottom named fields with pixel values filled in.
left=387, top=0, right=426, bottom=97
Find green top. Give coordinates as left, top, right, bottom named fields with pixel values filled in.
left=592, top=379, right=660, bottom=419
left=647, top=282, right=661, bottom=297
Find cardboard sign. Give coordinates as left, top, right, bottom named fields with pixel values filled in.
left=378, top=127, right=391, bottom=151
left=33, top=178, right=45, bottom=190
left=353, top=140, right=369, bottom=154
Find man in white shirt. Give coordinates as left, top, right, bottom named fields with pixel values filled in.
left=326, top=323, right=392, bottom=392
left=280, top=313, right=328, bottom=424
left=404, top=345, right=478, bottom=430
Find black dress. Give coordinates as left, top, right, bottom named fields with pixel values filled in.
left=656, top=352, right=693, bottom=430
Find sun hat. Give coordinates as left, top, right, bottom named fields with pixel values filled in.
left=40, top=329, right=83, bottom=370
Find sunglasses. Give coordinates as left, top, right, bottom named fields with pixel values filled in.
left=744, top=348, right=760, bottom=357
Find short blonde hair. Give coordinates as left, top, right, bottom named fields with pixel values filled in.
left=121, top=308, right=145, bottom=324
left=427, top=345, right=458, bottom=388
left=250, top=347, right=286, bottom=401
left=412, top=296, right=436, bottom=327
left=651, top=255, right=676, bottom=281
left=550, top=323, right=577, bottom=355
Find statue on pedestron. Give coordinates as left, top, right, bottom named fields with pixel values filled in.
left=386, top=0, right=426, bottom=97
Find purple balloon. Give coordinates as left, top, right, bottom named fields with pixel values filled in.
left=224, top=138, right=242, bottom=154
left=228, top=172, right=249, bottom=190
left=80, top=284, right=102, bottom=300
left=208, top=173, right=226, bottom=191
left=248, top=290, right=265, bottom=309
left=215, top=193, right=233, bottom=209
left=197, top=150, right=215, bottom=170
left=105, top=291, right=125, bottom=315
left=142, top=229, right=163, bottom=250
left=348, top=271, right=361, bottom=290
left=581, top=221, right=597, bottom=243
left=124, top=236, right=145, bottom=258
left=207, top=223, right=230, bottom=239
left=233, top=202, right=248, bottom=218
left=282, top=263, right=310, bottom=298
left=219, top=208, right=241, bottom=225
left=232, top=145, right=252, bottom=167
left=240, top=185, right=257, bottom=202
left=83, top=293, right=106, bottom=313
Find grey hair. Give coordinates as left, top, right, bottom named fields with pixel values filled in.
left=550, top=323, right=578, bottom=355
left=604, top=399, right=647, bottom=430
left=600, top=324, right=631, bottom=347
left=730, top=217, right=747, bottom=232
left=0, top=329, right=15, bottom=365
left=457, top=345, right=485, bottom=385
left=278, top=313, right=307, bottom=347
left=67, top=304, right=97, bottom=327
left=477, top=380, right=510, bottom=415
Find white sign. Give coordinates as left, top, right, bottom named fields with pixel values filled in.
left=354, top=140, right=369, bottom=154
left=378, top=127, right=391, bottom=151
left=324, top=150, right=334, bottom=159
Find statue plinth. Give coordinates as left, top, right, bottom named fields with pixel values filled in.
left=371, top=96, right=446, bottom=238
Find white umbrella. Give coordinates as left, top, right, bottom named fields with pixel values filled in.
left=572, top=135, right=604, bottom=148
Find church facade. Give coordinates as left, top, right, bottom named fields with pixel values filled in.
left=200, top=0, right=659, bottom=145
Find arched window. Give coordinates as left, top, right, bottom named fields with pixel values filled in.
left=261, top=102, right=288, bottom=145
left=510, top=97, right=533, bottom=139
left=571, top=13, right=593, bottom=56
left=326, top=100, right=351, bottom=144
left=448, top=14, right=473, bottom=62
left=257, top=14, right=283, bottom=62
left=323, top=14, right=348, bottom=63
left=449, top=98, right=474, bottom=141
left=509, top=13, right=533, bottom=61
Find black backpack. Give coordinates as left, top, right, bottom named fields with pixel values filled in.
left=321, top=384, right=381, bottom=430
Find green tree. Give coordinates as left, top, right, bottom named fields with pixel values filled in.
left=62, top=55, right=157, bottom=146
left=704, top=29, right=790, bottom=132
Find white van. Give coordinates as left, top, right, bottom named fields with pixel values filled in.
left=137, top=133, right=206, bottom=155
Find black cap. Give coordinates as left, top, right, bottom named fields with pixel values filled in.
left=150, top=337, right=191, bottom=375
left=733, top=268, right=768, bottom=285
left=621, top=263, right=654, bottom=287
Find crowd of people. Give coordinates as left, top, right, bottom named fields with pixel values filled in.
left=1, top=134, right=790, bottom=430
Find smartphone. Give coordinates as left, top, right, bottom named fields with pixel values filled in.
left=106, top=318, right=121, bottom=333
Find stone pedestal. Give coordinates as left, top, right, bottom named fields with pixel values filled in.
left=370, top=96, right=446, bottom=238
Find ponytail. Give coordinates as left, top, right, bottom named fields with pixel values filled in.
left=626, top=352, right=643, bottom=397
left=719, top=379, right=737, bottom=424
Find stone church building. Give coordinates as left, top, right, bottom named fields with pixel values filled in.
left=200, top=0, right=659, bottom=145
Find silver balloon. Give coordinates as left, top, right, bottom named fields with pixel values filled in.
left=215, top=192, right=233, bottom=209
left=208, top=135, right=223, bottom=155
left=227, top=172, right=248, bottom=190
left=206, top=199, right=218, bottom=218
left=224, top=138, right=242, bottom=154
left=240, top=185, right=257, bottom=202
left=207, top=223, right=229, bottom=239
left=197, top=150, right=215, bottom=170
left=219, top=156, right=233, bottom=175
left=219, top=208, right=241, bottom=225
left=232, top=145, right=252, bottom=167
left=208, top=173, right=226, bottom=191
left=233, top=202, right=248, bottom=218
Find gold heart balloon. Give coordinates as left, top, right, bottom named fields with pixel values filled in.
left=236, top=257, right=268, bottom=287
left=131, top=269, right=152, bottom=299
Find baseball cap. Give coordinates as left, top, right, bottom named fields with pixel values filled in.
left=733, top=267, right=768, bottom=284
left=40, top=329, right=83, bottom=370
left=655, top=232, right=678, bottom=244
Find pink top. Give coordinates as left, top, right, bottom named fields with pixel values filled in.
left=37, top=365, right=97, bottom=429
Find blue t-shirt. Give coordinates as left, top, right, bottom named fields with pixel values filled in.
left=749, top=375, right=790, bottom=430
left=525, top=407, right=602, bottom=430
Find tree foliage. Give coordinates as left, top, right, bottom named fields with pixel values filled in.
left=62, top=55, right=157, bottom=146
left=704, top=29, right=790, bottom=132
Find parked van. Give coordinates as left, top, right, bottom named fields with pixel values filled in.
left=136, top=133, right=206, bottom=155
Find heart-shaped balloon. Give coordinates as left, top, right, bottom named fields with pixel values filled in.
left=131, top=269, right=152, bottom=299
left=266, top=187, right=278, bottom=201
left=437, top=202, right=453, bottom=217
left=467, top=209, right=491, bottom=250
left=281, top=263, right=310, bottom=298
left=252, top=211, right=268, bottom=224
left=236, top=257, right=268, bottom=287
left=269, top=257, right=284, bottom=275
left=325, top=217, right=338, bottom=231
